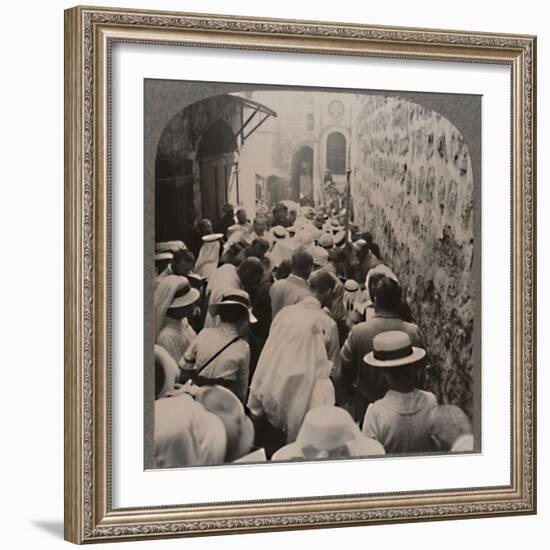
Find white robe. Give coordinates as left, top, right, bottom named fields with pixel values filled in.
left=195, top=241, right=221, bottom=279
left=248, top=300, right=335, bottom=442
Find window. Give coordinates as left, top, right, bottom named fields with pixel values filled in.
left=326, top=132, right=346, bottom=175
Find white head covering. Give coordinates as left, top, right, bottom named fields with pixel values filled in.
left=153, top=275, right=189, bottom=338
left=154, top=344, right=180, bottom=399
left=343, top=279, right=360, bottom=314
left=195, top=239, right=221, bottom=279
left=248, top=303, right=335, bottom=442
left=268, top=239, right=293, bottom=268
left=154, top=393, right=227, bottom=468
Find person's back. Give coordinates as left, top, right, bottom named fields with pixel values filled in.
left=362, top=388, right=437, bottom=454
left=340, top=276, right=425, bottom=419
left=157, top=317, right=196, bottom=364
left=361, top=331, right=435, bottom=454
left=248, top=299, right=335, bottom=442
left=270, top=246, right=313, bottom=319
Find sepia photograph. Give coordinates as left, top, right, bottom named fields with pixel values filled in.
left=147, top=80, right=481, bottom=468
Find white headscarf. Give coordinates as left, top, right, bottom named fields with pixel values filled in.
left=248, top=301, right=335, bottom=442
left=153, top=275, right=188, bottom=339
left=154, top=344, right=180, bottom=399
left=195, top=240, right=221, bottom=279
left=154, top=393, right=227, bottom=468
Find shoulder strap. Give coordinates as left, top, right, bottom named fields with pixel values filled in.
left=195, top=335, right=241, bottom=375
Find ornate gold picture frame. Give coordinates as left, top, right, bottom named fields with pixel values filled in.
left=64, top=5, right=536, bottom=544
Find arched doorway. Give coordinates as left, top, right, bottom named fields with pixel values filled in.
left=326, top=131, right=346, bottom=175
left=266, top=175, right=290, bottom=206
left=290, top=146, right=314, bottom=205
left=196, top=119, right=237, bottom=222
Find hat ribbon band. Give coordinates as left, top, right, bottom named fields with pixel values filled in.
left=373, top=344, right=413, bottom=361
left=222, top=294, right=250, bottom=308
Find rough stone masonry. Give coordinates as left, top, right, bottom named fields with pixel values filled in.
left=352, top=95, right=476, bottom=417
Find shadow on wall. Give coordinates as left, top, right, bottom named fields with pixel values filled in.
left=352, top=95, right=476, bottom=417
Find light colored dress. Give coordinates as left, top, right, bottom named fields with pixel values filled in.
left=362, top=389, right=438, bottom=454
left=156, top=317, right=197, bottom=364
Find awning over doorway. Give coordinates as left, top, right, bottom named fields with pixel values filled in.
left=197, top=94, right=277, bottom=148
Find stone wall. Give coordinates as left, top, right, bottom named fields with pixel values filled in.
left=352, top=95, right=476, bottom=416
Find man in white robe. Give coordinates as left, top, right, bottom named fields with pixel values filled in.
left=248, top=271, right=338, bottom=443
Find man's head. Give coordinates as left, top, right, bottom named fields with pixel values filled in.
left=222, top=203, right=235, bottom=218
left=171, top=248, right=195, bottom=276
left=274, top=259, right=291, bottom=280
left=373, top=276, right=402, bottom=313
left=236, top=257, right=264, bottom=293
left=198, top=218, right=213, bottom=236
left=272, top=202, right=289, bottom=224
left=217, top=302, right=250, bottom=337
left=429, top=405, right=473, bottom=451
left=236, top=208, right=248, bottom=224
left=309, top=270, right=336, bottom=309
left=291, top=246, right=314, bottom=280
left=313, top=214, right=325, bottom=230
left=253, top=217, right=266, bottom=236
left=245, top=237, right=269, bottom=261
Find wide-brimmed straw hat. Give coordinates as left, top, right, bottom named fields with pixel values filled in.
left=202, top=233, right=224, bottom=242
left=156, top=240, right=186, bottom=253
left=364, top=330, right=426, bottom=368
left=168, top=277, right=201, bottom=309
left=155, top=251, right=173, bottom=262
left=272, top=406, right=385, bottom=461
left=209, top=289, right=257, bottom=323
left=195, top=385, right=255, bottom=461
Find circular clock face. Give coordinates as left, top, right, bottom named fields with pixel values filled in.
left=328, top=99, right=345, bottom=119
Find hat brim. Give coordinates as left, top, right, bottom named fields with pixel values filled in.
left=363, top=346, right=426, bottom=368
left=210, top=301, right=257, bottom=323
left=202, top=233, right=224, bottom=242
left=272, top=436, right=385, bottom=461
left=168, top=287, right=201, bottom=309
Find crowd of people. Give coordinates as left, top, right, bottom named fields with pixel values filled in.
left=153, top=202, right=474, bottom=467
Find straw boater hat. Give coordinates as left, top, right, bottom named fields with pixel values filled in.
left=156, top=240, right=186, bottom=253
left=312, top=246, right=329, bottom=268
left=155, top=251, right=173, bottom=262
left=272, top=406, right=385, bottom=461
left=209, top=289, right=257, bottom=323
left=272, top=225, right=288, bottom=239
left=168, top=277, right=201, bottom=309
left=333, top=229, right=346, bottom=247
left=318, top=232, right=334, bottom=249
left=202, top=233, right=224, bottom=243
left=364, top=331, right=426, bottom=368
